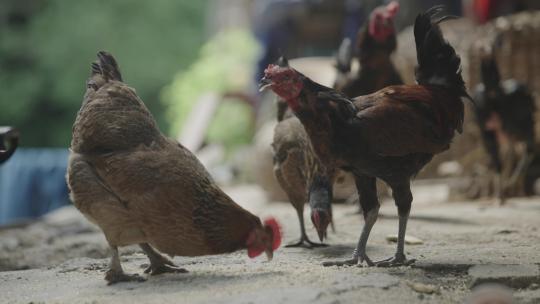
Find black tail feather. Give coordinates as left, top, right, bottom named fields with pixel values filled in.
left=414, top=6, right=469, bottom=100
left=92, top=51, right=123, bottom=82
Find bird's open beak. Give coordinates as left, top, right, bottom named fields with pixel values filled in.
left=259, top=77, right=273, bottom=92
left=265, top=249, right=273, bottom=261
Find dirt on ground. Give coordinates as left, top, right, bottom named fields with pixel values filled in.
left=0, top=182, right=539, bottom=304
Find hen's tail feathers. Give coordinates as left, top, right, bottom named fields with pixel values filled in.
left=91, top=51, right=123, bottom=82
left=414, top=6, right=472, bottom=103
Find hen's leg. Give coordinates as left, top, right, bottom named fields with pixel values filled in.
left=323, top=175, right=378, bottom=267
left=286, top=208, right=327, bottom=248
left=140, top=243, right=188, bottom=275
left=377, top=182, right=416, bottom=267
left=105, top=246, right=145, bottom=285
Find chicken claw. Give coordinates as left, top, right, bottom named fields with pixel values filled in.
left=140, top=243, right=188, bottom=276
left=105, top=270, right=146, bottom=285
left=144, top=263, right=188, bottom=275
left=285, top=237, right=328, bottom=249
left=375, top=254, right=416, bottom=267
left=322, top=251, right=374, bottom=267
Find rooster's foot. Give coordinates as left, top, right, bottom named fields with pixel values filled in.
left=322, top=252, right=374, bottom=267
left=376, top=254, right=416, bottom=267
left=285, top=237, right=328, bottom=249
left=105, top=270, right=146, bottom=285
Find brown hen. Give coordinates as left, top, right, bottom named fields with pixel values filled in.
left=67, top=52, right=281, bottom=285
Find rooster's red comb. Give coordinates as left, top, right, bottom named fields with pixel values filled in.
left=385, top=1, right=399, bottom=18
left=264, top=217, right=282, bottom=250
left=264, top=64, right=279, bottom=76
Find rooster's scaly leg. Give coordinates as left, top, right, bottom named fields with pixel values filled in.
left=323, top=175, right=377, bottom=267
left=377, top=182, right=416, bottom=267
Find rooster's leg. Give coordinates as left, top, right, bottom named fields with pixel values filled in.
left=104, top=245, right=146, bottom=285
left=323, top=175, right=378, bottom=267
left=286, top=208, right=327, bottom=248
left=140, top=243, right=188, bottom=275
left=377, top=182, right=416, bottom=267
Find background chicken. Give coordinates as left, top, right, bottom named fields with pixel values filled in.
left=272, top=2, right=406, bottom=248
left=272, top=57, right=333, bottom=247
left=67, top=51, right=281, bottom=285
left=261, top=6, right=470, bottom=267
left=474, top=53, right=536, bottom=203
left=0, top=127, right=19, bottom=165
left=334, top=1, right=403, bottom=97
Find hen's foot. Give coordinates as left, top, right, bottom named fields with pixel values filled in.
left=322, top=252, right=374, bottom=267
left=105, top=270, right=146, bottom=285
left=285, top=238, right=328, bottom=249
left=376, top=254, right=416, bottom=267
left=144, top=263, right=188, bottom=275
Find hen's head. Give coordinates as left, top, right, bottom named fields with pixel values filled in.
left=259, top=65, right=303, bottom=107
left=311, top=209, right=331, bottom=242
left=246, top=217, right=282, bottom=260
left=368, top=1, right=399, bottom=42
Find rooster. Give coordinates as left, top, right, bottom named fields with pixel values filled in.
left=260, top=6, right=471, bottom=266
left=67, top=52, right=281, bottom=284
left=334, top=1, right=403, bottom=97
left=272, top=57, right=333, bottom=247
left=0, top=127, right=19, bottom=164
left=474, top=54, right=536, bottom=203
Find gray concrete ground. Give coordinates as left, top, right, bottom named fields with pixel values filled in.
left=0, top=182, right=539, bottom=304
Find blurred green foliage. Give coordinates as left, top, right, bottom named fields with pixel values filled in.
left=0, top=0, right=208, bottom=147
left=162, top=30, right=260, bottom=152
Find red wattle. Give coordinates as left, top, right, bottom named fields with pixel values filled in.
left=264, top=217, right=282, bottom=250
left=248, top=247, right=264, bottom=258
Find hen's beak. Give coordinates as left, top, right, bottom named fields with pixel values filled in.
left=317, top=228, right=326, bottom=242
left=259, top=77, right=273, bottom=92
left=265, top=249, right=273, bottom=261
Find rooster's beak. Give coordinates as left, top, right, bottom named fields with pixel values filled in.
left=259, top=77, right=273, bottom=92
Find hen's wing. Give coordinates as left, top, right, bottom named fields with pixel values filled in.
left=88, top=140, right=254, bottom=256
left=272, top=118, right=311, bottom=205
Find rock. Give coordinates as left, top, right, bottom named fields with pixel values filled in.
left=406, top=282, right=440, bottom=294
left=495, top=229, right=518, bottom=235
left=468, top=264, right=540, bottom=288
left=386, top=234, right=424, bottom=245
left=467, top=283, right=514, bottom=304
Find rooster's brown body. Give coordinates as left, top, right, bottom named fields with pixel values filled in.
left=261, top=7, right=469, bottom=266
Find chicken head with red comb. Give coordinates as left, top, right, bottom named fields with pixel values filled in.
left=369, top=1, right=400, bottom=42
left=246, top=217, right=282, bottom=260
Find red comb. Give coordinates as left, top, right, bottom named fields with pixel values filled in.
left=264, top=217, right=282, bottom=250
left=264, top=64, right=277, bottom=75
left=386, top=1, right=399, bottom=18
